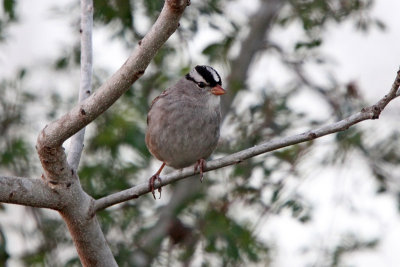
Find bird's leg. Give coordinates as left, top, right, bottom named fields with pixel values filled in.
left=149, top=162, right=166, bottom=199
left=194, top=159, right=206, bottom=183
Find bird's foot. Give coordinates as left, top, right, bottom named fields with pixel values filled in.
left=149, top=174, right=162, bottom=199
left=194, top=158, right=206, bottom=183
left=149, top=162, right=166, bottom=199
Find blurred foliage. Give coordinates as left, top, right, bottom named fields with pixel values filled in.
left=201, top=207, right=269, bottom=264
left=331, top=234, right=379, bottom=267
left=0, top=0, right=17, bottom=41
left=0, top=69, right=34, bottom=175
left=0, top=230, right=9, bottom=265
left=1, top=0, right=400, bottom=266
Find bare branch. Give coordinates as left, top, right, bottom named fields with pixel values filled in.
left=0, top=176, right=63, bottom=209
left=94, top=68, right=400, bottom=211
left=31, top=1, right=189, bottom=266
left=58, top=190, right=118, bottom=267
left=130, top=2, right=286, bottom=263
left=39, top=0, right=187, bottom=148
left=36, top=0, right=188, bottom=183
left=67, top=0, right=94, bottom=171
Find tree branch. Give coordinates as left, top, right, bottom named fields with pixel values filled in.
left=67, top=0, right=93, bottom=171
left=30, top=1, right=189, bottom=266
left=129, top=2, right=286, bottom=264
left=36, top=0, right=188, bottom=183
left=0, top=176, right=63, bottom=209
left=94, top=68, right=400, bottom=211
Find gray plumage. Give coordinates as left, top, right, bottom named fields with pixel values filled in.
left=145, top=66, right=224, bottom=169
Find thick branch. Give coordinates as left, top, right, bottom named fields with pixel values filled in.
left=0, top=176, right=63, bottom=209
left=36, top=0, right=188, bottom=183
left=67, top=0, right=94, bottom=171
left=58, top=187, right=117, bottom=267
left=31, top=1, right=188, bottom=266
left=94, top=68, right=400, bottom=211
left=39, top=0, right=186, bottom=148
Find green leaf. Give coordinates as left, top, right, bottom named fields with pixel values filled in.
left=3, top=0, right=16, bottom=20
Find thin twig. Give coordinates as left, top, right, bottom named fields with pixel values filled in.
left=67, top=0, right=93, bottom=171
left=94, top=68, right=400, bottom=212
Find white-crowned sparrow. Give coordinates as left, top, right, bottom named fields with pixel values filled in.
left=145, top=65, right=226, bottom=199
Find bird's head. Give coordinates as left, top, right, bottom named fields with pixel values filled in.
left=186, top=65, right=226, bottom=96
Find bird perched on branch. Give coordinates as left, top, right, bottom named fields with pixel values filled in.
left=145, top=65, right=226, bottom=199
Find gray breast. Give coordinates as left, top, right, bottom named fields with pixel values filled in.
left=146, top=82, right=221, bottom=169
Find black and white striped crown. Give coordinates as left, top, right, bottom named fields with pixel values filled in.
left=186, top=65, right=222, bottom=87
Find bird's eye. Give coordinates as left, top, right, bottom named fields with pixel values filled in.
left=197, top=82, right=206, bottom=88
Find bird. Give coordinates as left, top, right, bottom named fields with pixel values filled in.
left=145, top=65, right=226, bottom=199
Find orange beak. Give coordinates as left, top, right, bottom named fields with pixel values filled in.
left=211, top=85, right=226, bottom=96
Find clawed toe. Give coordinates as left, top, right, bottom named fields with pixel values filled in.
left=194, top=159, right=206, bottom=183
left=149, top=174, right=162, bottom=199
left=149, top=162, right=166, bottom=199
